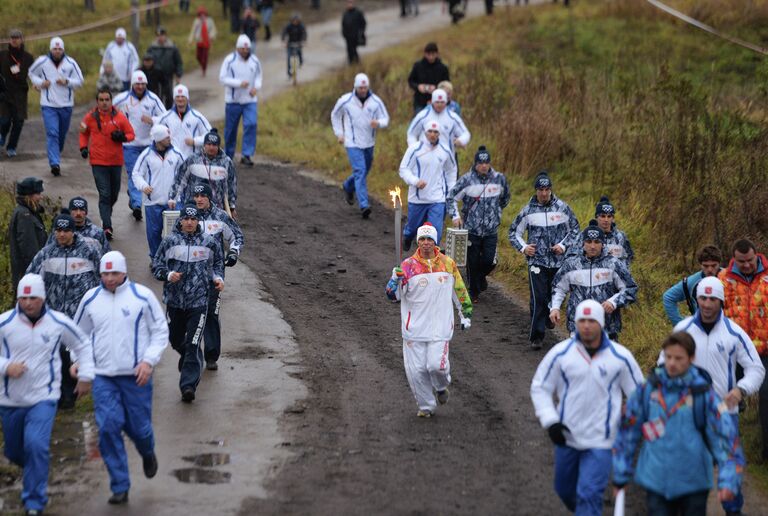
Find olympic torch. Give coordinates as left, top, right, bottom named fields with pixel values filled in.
left=389, top=186, right=402, bottom=266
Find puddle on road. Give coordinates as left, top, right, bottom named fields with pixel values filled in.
left=182, top=453, right=231, bottom=467
left=172, top=468, right=231, bottom=484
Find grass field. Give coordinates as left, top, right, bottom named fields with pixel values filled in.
left=256, top=0, right=768, bottom=482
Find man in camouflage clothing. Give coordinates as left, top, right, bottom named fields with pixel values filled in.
left=26, top=213, right=101, bottom=408
left=47, top=197, right=110, bottom=256
left=509, top=172, right=580, bottom=349
left=568, top=196, right=633, bottom=268
left=152, top=204, right=224, bottom=403
left=549, top=220, right=638, bottom=341
left=447, top=145, right=509, bottom=303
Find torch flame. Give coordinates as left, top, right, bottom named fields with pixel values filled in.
left=389, top=186, right=401, bottom=208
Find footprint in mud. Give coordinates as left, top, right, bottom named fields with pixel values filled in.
left=182, top=453, right=231, bottom=467
left=172, top=467, right=231, bottom=484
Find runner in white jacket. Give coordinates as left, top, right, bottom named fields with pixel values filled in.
left=113, top=70, right=166, bottom=217
left=398, top=120, right=457, bottom=247
left=72, top=251, right=168, bottom=506
left=28, top=37, right=84, bottom=176
left=406, top=88, right=470, bottom=155
left=0, top=274, right=94, bottom=514
left=154, top=84, right=212, bottom=159
left=331, top=73, right=390, bottom=218
left=101, top=28, right=139, bottom=90
left=219, top=35, right=263, bottom=166
left=131, top=124, right=185, bottom=259
left=531, top=299, right=642, bottom=516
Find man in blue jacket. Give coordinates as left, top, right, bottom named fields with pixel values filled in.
left=662, top=245, right=722, bottom=326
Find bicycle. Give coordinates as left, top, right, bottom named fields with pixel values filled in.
left=287, top=43, right=303, bottom=86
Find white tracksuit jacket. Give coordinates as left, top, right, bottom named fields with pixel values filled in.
left=219, top=52, right=263, bottom=104
left=154, top=106, right=212, bottom=159
left=101, top=41, right=140, bottom=83
left=664, top=311, right=766, bottom=413
left=73, top=279, right=169, bottom=377
left=0, top=306, right=94, bottom=407
left=398, top=270, right=459, bottom=342
left=399, top=140, right=457, bottom=205
left=113, top=89, right=166, bottom=147
left=330, top=90, right=390, bottom=149
left=531, top=333, right=642, bottom=450
left=406, top=105, right=470, bottom=155
left=28, top=54, right=84, bottom=108
left=131, top=144, right=185, bottom=206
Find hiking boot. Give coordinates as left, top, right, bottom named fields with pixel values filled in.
left=240, top=155, right=254, bottom=167
left=132, top=207, right=142, bottom=221
left=206, top=361, right=218, bottom=371
left=437, top=388, right=450, bottom=405
left=108, top=491, right=128, bottom=505
left=344, top=188, right=354, bottom=205
left=181, top=388, right=196, bottom=403
left=416, top=410, right=433, bottom=418
left=6, top=148, right=17, bottom=157
left=361, top=207, right=371, bottom=219
left=530, top=339, right=543, bottom=350
left=142, top=452, right=158, bottom=478
left=50, top=165, right=61, bottom=177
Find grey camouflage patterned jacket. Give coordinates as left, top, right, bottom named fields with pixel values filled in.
left=568, top=223, right=634, bottom=267
left=198, top=205, right=244, bottom=279
left=549, top=252, right=638, bottom=336
left=170, top=149, right=237, bottom=210
left=46, top=218, right=110, bottom=257
left=26, top=235, right=101, bottom=318
left=447, top=167, right=510, bottom=237
left=508, top=195, right=580, bottom=269
left=151, top=220, right=224, bottom=309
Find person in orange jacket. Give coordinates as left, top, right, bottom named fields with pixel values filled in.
left=719, top=238, right=768, bottom=461
left=79, top=87, right=135, bottom=241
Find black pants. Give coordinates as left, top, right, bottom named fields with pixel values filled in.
left=0, top=102, right=25, bottom=151
left=399, top=0, right=407, bottom=15
left=168, top=306, right=207, bottom=393
left=467, top=233, right=497, bottom=299
left=59, top=346, right=76, bottom=405
left=759, top=355, right=768, bottom=456
left=645, top=489, right=708, bottom=516
left=158, top=77, right=174, bottom=109
left=484, top=0, right=493, bottom=14
left=204, top=290, right=222, bottom=363
left=230, top=7, right=242, bottom=33
left=528, top=265, right=558, bottom=342
left=92, top=165, right=121, bottom=229
left=345, top=37, right=359, bottom=64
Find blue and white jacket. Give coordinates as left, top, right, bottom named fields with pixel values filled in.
left=531, top=331, right=642, bottom=450
left=73, top=278, right=169, bottom=377
left=662, top=271, right=725, bottom=326
left=569, top=223, right=634, bottom=267
left=28, top=53, right=84, bottom=108
left=219, top=51, right=263, bottom=104
left=666, top=310, right=765, bottom=412
left=151, top=222, right=224, bottom=309
left=26, top=235, right=101, bottom=318
left=113, top=88, right=166, bottom=147
left=447, top=167, right=510, bottom=237
left=101, top=40, right=139, bottom=83
left=406, top=105, right=470, bottom=155
left=154, top=105, right=212, bottom=159
left=550, top=253, right=638, bottom=336
left=398, top=139, right=457, bottom=205
left=46, top=218, right=110, bottom=257
left=330, top=90, right=389, bottom=149
left=171, top=149, right=238, bottom=210
left=132, top=143, right=185, bottom=206
left=0, top=305, right=94, bottom=407
left=508, top=195, right=580, bottom=269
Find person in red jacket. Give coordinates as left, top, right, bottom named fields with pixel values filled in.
left=79, top=87, right=135, bottom=240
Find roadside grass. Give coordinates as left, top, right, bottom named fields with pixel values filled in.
left=257, top=0, right=768, bottom=480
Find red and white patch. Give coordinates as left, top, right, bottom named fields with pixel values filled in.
left=583, top=307, right=592, bottom=315
left=105, top=262, right=113, bottom=270
left=705, top=286, right=712, bottom=295
left=23, top=286, right=31, bottom=295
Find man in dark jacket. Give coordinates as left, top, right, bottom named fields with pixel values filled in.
left=0, top=29, right=34, bottom=158
left=341, top=0, right=366, bottom=65
left=139, top=53, right=165, bottom=98
left=407, top=42, right=450, bottom=114
left=147, top=27, right=183, bottom=108
left=9, top=177, right=47, bottom=290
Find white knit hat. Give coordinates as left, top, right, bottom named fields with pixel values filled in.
left=416, top=223, right=438, bottom=242
left=100, top=251, right=128, bottom=274
left=151, top=124, right=170, bottom=143
left=236, top=34, right=251, bottom=49
left=131, top=70, right=148, bottom=86
left=115, top=28, right=127, bottom=39
left=49, top=37, right=64, bottom=51
left=575, top=299, right=605, bottom=328
left=696, top=276, right=725, bottom=302
left=174, top=84, right=189, bottom=99
left=423, top=120, right=440, bottom=134
left=354, top=73, right=369, bottom=89
left=17, top=274, right=46, bottom=299
left=431, top=88, right=447, bottom=103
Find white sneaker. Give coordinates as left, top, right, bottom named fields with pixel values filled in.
left=416, top=409, right=433, bottom=418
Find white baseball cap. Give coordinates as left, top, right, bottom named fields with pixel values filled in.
left=696, top=276, right=725, bottom=302
left=575, top=300, right=605, bottom=328
left=416, top=223, right=438, bottom=242
left=115, top=28, right=127, bottom=39
left=49, top=37, right=64, bottom=51
left=354, top=73, right=369, bottom=89
left=100, top=251, right=128, bottom=274
left=236, top=35, right=251, bottom=49
left=131, top=70, right=148, bottom=86
left=431, top=88, right=447, bottom=103
left=174, top=84, right=189, bottom=99
left=17, top=274, right=46, bottom=300
left=151, top=124, right=171, bottom=143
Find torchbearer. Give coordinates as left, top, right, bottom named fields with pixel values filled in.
left=386, top=222, right=472, bottom=417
